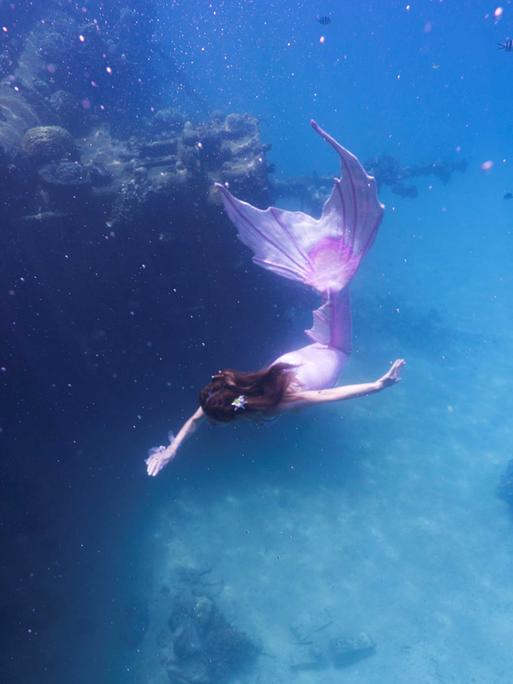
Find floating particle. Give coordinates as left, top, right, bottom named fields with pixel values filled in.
left=106, top=66, right=113, bottom=75
left=2, top=26, right=8, bottom=33
left=405, top=4, right=411, bottom=11
left=481, top=160, right=494, bottom=171
left=319, top=35, right=326, bottom=44
left=494, top=7, right=504, bottom=19
left=79, top=34, right=85, bottom=43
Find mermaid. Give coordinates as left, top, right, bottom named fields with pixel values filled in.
left=146, top=120, right=405, bottom=477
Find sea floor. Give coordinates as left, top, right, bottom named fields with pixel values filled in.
left=136, top=325, right=513, bottom=684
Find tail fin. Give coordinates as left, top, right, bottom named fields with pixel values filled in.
left=216, top=120, right=384, bottom=295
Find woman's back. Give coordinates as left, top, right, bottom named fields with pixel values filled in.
left=273, top=343, right=348, bottom=393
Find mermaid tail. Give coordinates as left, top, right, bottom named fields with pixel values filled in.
left=307, top=289, right=352, bottom=353
left=215, top=120, right=384, bottom=350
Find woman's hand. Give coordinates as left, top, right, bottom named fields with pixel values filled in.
left=145, top=445, right=175, bottom=477
left=376, top=358, right=406, bottom=389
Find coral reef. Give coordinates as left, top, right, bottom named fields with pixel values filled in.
left=2, top=104, right=271, bottom=228
left=0, top=1, right=274, bottom=232
left=22, top=125, right=76, bottom=164
left=165, top=592, right=258, bottom=684
left=76, top=110, right=270, bottom=230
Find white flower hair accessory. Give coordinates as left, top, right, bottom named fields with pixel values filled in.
left=231, top=394, right=247, bottom=411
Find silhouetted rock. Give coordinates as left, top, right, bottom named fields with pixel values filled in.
left=22, top=125, right=76, bottom=165
left=223, top=112, right=257, bottom=139
left=38, top=160, right=92, bottom=207
left=166, top=593, right=258, bottom=684
left=330, top=632, right=376, bottom=668
left=391, top=183, right=418, bottom=198
left=150, top=108, right=186, bottom=134
left=86, top=162, right=112, bottom=188
left=365, top=154, right=467, bottom=198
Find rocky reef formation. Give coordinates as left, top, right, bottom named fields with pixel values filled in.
left=84, top=110, right=270, bottom=231
left=4, top=109, right=270, bottom=231
left=164, top=592, right=258, bottom=684
left=365, top=154, right=468, bottom=198
left=0, top=0, right=468, bottom=230
left=146, top=563, right=257, bottom=684
left=273, top=154, right=467, bottom=215
left=0, top=2, right=271, bottom=231
left=22, top=125, right=77, bottom=164
left=290, top=618, right=376, bottom=672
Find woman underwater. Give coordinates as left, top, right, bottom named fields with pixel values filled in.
left=146, top=120, right=405, bottom=477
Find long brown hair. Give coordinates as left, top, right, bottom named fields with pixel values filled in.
left=199, top=363, right=295, bottom=422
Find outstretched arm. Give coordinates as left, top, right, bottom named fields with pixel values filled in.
left=282, top=359, right=405, bottom=409
left=145, top=406, right=205, bottom=477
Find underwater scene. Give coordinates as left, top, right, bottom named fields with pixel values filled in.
left=2, top=0, right=513, bottom=682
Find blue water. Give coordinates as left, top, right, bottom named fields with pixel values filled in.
left=2, top=1, right=513, bottom=682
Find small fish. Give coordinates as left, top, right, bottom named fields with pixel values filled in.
left=498, top=38, right=513, bottom=51
left=317, top=16, right=331, bottom=26
left=503, top=192, right=513, bottom=200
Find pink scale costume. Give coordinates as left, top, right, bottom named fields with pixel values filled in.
left=215, top=120, right=384, bottom=393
